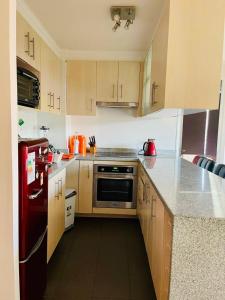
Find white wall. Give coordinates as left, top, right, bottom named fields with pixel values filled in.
left=18, top=107, right=67, bottom=149
left=67, top=108, right=180, bottom=152
left=0, top=0, right=20, bottom=298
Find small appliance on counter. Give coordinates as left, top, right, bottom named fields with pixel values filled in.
left=17, top=57, right=40, bottom=108
left=142, top=139, right=157, bottom=156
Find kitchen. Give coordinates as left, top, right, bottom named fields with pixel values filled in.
left=1, top=0, right=225, bottom=300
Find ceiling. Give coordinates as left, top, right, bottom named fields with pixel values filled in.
left=24, top=0, right=164, bottom=52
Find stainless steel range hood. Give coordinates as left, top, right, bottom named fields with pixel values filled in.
left=96, top=101, right=138, bottom=108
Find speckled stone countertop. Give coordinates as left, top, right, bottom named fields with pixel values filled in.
left=48, top=154, right=138, bottom=179
left=140, top=156, right=225, bottom=219
left=48, top=158, right=76, bottom=179
left=49, top=153, right=225, bottom=219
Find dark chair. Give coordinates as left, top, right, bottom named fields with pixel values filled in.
left=192, top=155, right=201, bottom=165
left=218, top=166, right=225, bottom=178
left=205, top=160, right=215, bottom=172
left=197, top=157, right=205, bottom=166
left=199, top=158, right=209, bottom=168
left=213, top=164, right=224, bottom=175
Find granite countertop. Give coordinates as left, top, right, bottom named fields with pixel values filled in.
left=48, top=154, right=138, bottom=178
left=48, top=153, right=225, bottom=220
left=139, top=156, right=225, bottom=219
left=48, top=158, right=76, bottom=179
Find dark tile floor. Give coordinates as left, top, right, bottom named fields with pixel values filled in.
left=43, top=217, right=156, bottom=300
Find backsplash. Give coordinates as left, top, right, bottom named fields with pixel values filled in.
left=67, top=108, right=181, bottom=152
left=18, top=106, right=67, bottom=149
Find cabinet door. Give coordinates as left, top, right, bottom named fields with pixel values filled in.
left=137, top=173, right=145, bottom=231
left=16, top=12, right=41, bottom=71
left=118, top=62, right=140, bottom=103
left=47, top=176, right=59, bottom=262
left=97, top=61, right=118, bottom=102
left=151, top=193, right=165, bottom=300
left=78, top=161, right=93, bottom=213
left=40, top=42, right=56, bottom=112
left=16, top=12, right=29, bottom=63
left=29, top=28, right=41, bottom=71
left=57, top=169, right=66, bottom=243
left=145, top=181, right=153, bottom=260
left=161, top=209, right=173, bottom=300
left=67, top=61, right=97, bottom=115
left=52, top=55, right=64, bottom=114
left=150, top=2, right=169, bottom=112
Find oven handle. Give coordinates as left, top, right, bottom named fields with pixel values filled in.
left=94, top=175, right=135, bottom=180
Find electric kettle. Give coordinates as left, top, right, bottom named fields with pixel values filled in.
left=143, top=139, right=157, bottom=156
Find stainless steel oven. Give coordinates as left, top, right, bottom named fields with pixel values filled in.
left=93, top=164, right=137, bottom=209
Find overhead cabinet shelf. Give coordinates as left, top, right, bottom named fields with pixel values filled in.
left=149, top=0, right=225, bottom=112
left=16, top=12, right=65, bottom=115
left=66, top=60, right=142, bottom=115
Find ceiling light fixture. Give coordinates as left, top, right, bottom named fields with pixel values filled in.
left=111, top=6, right=136, bottom=32
left=112, top=14, right=121, bottom=32
left=124, top=19, right=133, bottom=30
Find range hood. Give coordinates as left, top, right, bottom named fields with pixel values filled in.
left=96, top=101, right=138, bottom=108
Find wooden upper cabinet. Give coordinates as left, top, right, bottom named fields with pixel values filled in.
left=67, top=60, right=97, bottom=115
left=150, top=0, right=225, bottom=112
left=97, top=61, right=119, bottom=102
left=16, top=12, right=41, bottom=71
left=150, top=2, right=169, bottom=113
left=41, top=41, right=63, bottom=114
left=118, top=62, right=141, bottom=103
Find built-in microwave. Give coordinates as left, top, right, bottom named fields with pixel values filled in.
left=17, top=58, right=40, bottom=108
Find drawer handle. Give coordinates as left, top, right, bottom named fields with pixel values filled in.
left=151, top=197, right=156, bottom=217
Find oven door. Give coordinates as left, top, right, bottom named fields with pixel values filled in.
left=93, top=174, right=137, bottom=209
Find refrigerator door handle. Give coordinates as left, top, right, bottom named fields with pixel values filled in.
left=28, top=188, right=43, bottom=200
left=19, top=227, right=47, bottom=264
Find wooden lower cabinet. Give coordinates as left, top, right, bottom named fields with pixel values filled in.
left=78, top=161, right=93, bottom=213
left=47, top=169, right=66, bottom=262
left=150, top=191, right=165, bottom=300
left=138, top=166, right=173, bottom=300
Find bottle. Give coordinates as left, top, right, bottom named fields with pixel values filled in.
left=74, top=134, right=79, bottom=155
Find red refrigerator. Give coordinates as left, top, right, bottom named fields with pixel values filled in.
left=18, top=138, right=49, bottom=300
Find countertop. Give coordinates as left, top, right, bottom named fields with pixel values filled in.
left=139, top=156, right=225, bottom=219
left=48, top=153, right=225, bottom=219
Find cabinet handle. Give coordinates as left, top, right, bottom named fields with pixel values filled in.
left=55, top=182, right=59, bottom=199
left=57, top=96, right=61, bottom=111
left=90, top=99, right=93, bottom=112
left=151, top=82, right=159, bottom=105
left=48, top=92, right=52, bottom=108
left=58, top=179, right=63, bottom=196
left=151, top=197, right=156, bottom=217
left=113, top=84, right=115, bottom=99
left=24, top=32, right=30, bottom=56
left=120, top=84, right=123, bottom=98
left=87, top=165, right=90, bottom=178
left=52, top=93, right=55, bottom=108
left=29, top=37, right=35, bottom=60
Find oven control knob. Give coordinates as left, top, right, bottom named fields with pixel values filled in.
left=126, top=167, right=132, bottom=173
left=101, top=168, right=105, bottom=172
